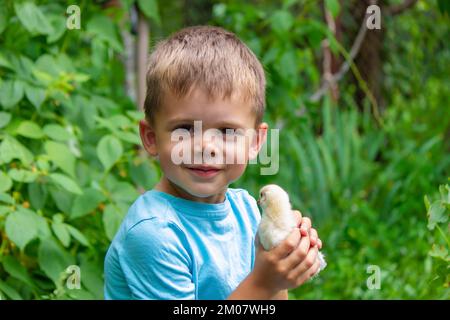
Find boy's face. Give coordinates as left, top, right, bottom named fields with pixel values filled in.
left=140, top=87, right=267, bottom=203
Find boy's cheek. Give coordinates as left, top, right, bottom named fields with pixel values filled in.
left=224, top=163, right=248, bottom=182
left=222, top=139, right=251, bottom=164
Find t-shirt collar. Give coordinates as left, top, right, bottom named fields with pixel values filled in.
left=149, top=189, right=231, bottom=220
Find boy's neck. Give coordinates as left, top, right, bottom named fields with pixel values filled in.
left=154, top=176, right=227, bottom=204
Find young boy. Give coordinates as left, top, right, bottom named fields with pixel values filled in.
left=104, top=26, right=323, bottom=300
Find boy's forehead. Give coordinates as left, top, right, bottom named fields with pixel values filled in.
left=157, top=87, right=257, bottom=127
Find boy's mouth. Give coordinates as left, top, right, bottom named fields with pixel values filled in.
left=186, top=165, right=222, bottom=178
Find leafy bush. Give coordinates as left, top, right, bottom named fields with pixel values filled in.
left=0, top=0, right=448, bottom=300
left=0, top=0, right=160, bottom=299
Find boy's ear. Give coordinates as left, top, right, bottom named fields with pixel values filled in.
left=139, top=119, right=158, bottom=157
left=248, top=122, right=268, bottom=161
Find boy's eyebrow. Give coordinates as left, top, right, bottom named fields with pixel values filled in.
left=166, top=118, right=194, bottom=129
left=166, top=118, right=247, bottom=129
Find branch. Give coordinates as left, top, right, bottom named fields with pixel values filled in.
left=320, top=3, right=339, bottom=100
left=309, top=0, right=377, bottom=102
left=385, top=0, right=418, bottom=16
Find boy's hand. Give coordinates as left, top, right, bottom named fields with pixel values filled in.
left=294, top=210, right=323, bottom=249
left=250, top=211, right=322, bottom=296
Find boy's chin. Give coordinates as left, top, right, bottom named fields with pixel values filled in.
left=186, top=185, right=225, bottom=198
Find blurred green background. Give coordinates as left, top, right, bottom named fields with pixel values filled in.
left=0, top=0, right=448, bottom=299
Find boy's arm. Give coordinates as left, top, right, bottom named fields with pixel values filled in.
left=227, top=272, right=283, bottom=300
left=121, top=219, right=196, bottom=299
left=227, top=273, right=288, bottom=300
left=272, top=290, right=289, bottom=300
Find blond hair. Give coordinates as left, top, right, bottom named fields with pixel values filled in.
left=144, top=25, right=266, bottom=126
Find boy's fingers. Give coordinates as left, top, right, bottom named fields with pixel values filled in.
left=290, top=246, right=318, bottom=280
left=310, top=228, right=318, bottom=247
left=307, top=257, right=321, bottom=278
left=300, top=217, right=311, bottom=235
left=284, top=232, right=310, bottom=269
left=292, top=210, right=302, bottom=227
left=295, top=256, right=321, bottom=287
left=318, top=239, right=323, bottom=249
left=293, top=211, right=307, bottom=236
left=273, top=228, right=301, bottom=259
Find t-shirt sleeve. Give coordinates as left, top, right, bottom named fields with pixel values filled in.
left=120, top=217, right=196, bottom=299
left=242, top=189, right=261, bottom=235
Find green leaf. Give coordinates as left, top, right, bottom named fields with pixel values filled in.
left=0, top=79, right=25, bottom=109
left=66, top=225, right=90, bottom=246
left=0, top=136, right=34, bottom=166
left=439, top=184, right=450, bottom=205
left=0, top=171, right=13, bottom=192
left=28, top=182, right=48, bottom=210
left=129, top=160, right=159, bottom=189
left=47, top=14, right=66, bottom=43
left=427, top=201, right=448, bottom=230
left=0, top=192, right=15, bottom=205
left=8, top=168, right=38, bottom=183
left=137, top=0, right=161, bottom=25
left=110, top=182, right=139, bottom=204
left=44, top=141, right=76, bottom=177
left=429, top=244, right=448, bottom=261
left=116, top=131, right=141, bottom=145
left=97, top=135, right=123, bottom=172
left=86, top=16, right=124, bottom=52
left=38, top=237, right=75, bottom=284
left=5, top=207, right=40, bottom=250
left=103, top=203, right=127, bottom=241
left=2, top=255, right=36, bottom=289
left=0, top=280, right=23, bottom=300
left=126, top=110, right=144, bottom=121
left=15, top=120, right=45, bottom=139
left=424, top=195, right=431, bottom=211
left=49, top=173, right=83, bottom=195
left=325, top=0, right=341, bottom=18
left=270, top=10, right=293, bottom=33
left=0, top=6, right=8, bottom=35
left=35, top=214, right=52, bottom=240
left=52, top=220, right=71, bottom=248
left=25, top=84, right=46, bottom=109
left=49, top=185, right=74, bottom=213
left=0, top=53, right=14, bottom=70
left=0, top=112, right=12, bottom=128
left=71, top=187, right=106, bottom=219
left=78, top=260, right=103, bottom=298
left=0, top=205, right=11, bottom=217
left=43, top=124, right=71, bottom=141
left=14, top=2, right=53, bottom=35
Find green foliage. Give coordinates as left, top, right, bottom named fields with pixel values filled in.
left=0, top=0, right=160, bottom=299
left=219, top=0, right=449, bottom=299
left=0, top=0, right=448, bottom=300
left=425, top=182, right=450, bottom=289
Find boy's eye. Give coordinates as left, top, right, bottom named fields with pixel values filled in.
left=174, top=124, right=193, bottom=132
left=219, top=128, right=236, bottom=135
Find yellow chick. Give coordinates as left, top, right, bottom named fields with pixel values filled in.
left=257, top=184, right=327, bottom=275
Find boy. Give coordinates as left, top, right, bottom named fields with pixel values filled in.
left=104, top=26, right=323, bottom=300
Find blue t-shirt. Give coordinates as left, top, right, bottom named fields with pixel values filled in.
left=104, top=187, right=261, bottom=299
